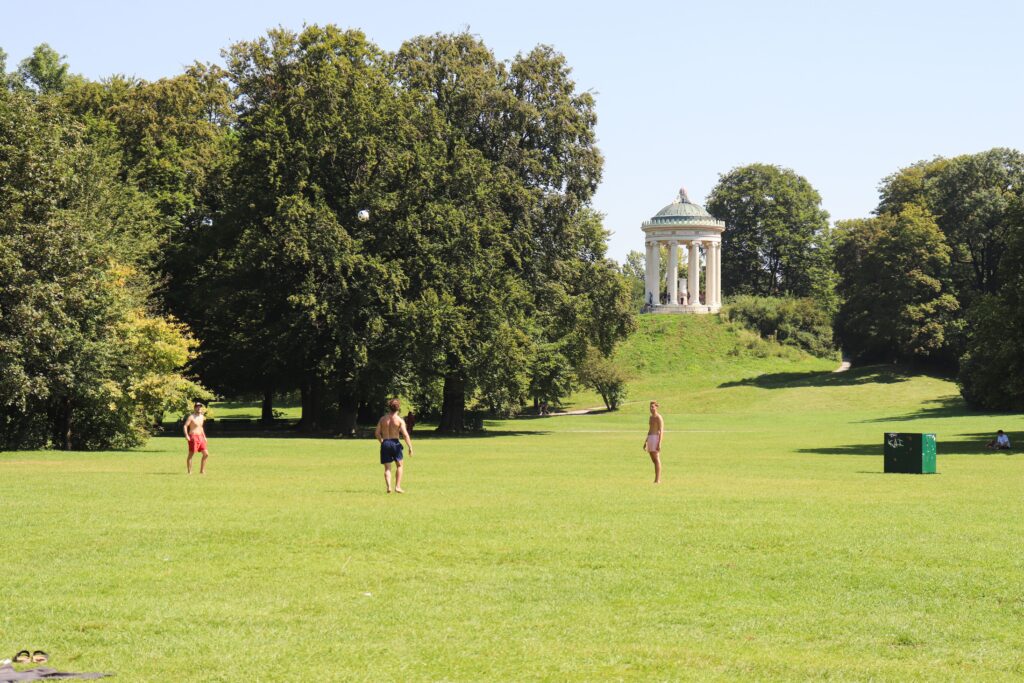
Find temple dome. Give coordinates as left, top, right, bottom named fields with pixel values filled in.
left=643, top=187, right=725, bottom=229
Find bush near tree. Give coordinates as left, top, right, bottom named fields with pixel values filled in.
left=723, top=296, right=835, bottom=358
left=578, top=348, right=628, bottom=411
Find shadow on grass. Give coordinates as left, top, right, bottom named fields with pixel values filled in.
left=514, top=409, right=612, bottom=420
left=158, top=426, right=550, bottom=440
left=719, top=364, right=918, bottom=390
left=859, top=396, right=1020, bottom=423
left=800, top=434, right=1019, bottom=457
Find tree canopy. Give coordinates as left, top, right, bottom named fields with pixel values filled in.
left=2, top=29, right=637, bottom=443
left=705, top=163, right=833, bottom=301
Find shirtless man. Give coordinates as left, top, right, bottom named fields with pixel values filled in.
left=375, top=399, right=414, bottom=493
left=183, top=401, right=210, bottom=475
left=643, top=400, right=664, bottom=484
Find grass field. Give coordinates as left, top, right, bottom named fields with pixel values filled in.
left=3, top=315, right=1023, bottom=681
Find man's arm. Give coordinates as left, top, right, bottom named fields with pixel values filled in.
left=374, top=418, right=383, bottom=444
left=400, top=419, right=413, bottom=456
left=183, top=415, right=193, bottom=439
left=657, top=415, right=665, bottom=444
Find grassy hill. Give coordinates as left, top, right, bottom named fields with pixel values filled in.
left=3, top=314, right=1023, bottom=681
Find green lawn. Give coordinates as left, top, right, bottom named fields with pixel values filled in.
left=3, top=316, right=1023, bottom=681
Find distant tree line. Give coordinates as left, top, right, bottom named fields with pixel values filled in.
left=0, top=31, right=634, bottom=449
left=622, top=153, right=1024, bottom=410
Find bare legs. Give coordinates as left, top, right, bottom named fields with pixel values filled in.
left=383, top=461, right=405, bottom=493
left=186, top=449, right=210, bottom=474
left=649, top=450, right=662, bottom=484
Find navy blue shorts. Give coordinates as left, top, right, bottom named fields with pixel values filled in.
left=380, top=439, right=404, bottom=464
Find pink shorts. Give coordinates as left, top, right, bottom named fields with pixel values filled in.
left=645, top=435, right=661, bottom=452
left=188, top=433, right=208, bottom=454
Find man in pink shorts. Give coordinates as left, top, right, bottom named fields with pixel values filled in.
left=183, top=401, right=210, bottom=475
left=642, top=400, right=664, bottom=484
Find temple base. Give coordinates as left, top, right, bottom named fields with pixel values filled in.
left=645, top=304, right=721, bottom=314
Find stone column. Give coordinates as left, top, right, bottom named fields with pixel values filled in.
left=706, top=242, right=715, bottom=307
left=650, top=240, right=660, bottom=305
left=667, top=241, right=679, bottom=305
left=714, top=241, right=722, bottom=307
left=705, top=241, right=716, bottom=308
left=644, top=241, right=654, bottom=306
left=687, top=241, right=699, bottom=308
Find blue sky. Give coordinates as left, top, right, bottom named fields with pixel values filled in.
left=4, top=0, right=1023, bottom=260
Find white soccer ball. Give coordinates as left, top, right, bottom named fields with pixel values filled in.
left=357, top=209, right=370, bottom=222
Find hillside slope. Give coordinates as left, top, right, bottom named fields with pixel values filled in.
left=540, top=314, right=1020, bottom=457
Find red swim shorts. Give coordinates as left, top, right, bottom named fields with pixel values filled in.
left=188, top=433, right=208, bottom=454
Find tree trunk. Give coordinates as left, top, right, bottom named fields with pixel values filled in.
left=337, top=387, right=359, bottom=437
left=299, top=375, right=324, bottom=432
left=59, top=396, right=73, bottom=450
left=437, top=373, right=466, bottom=433
left=261, top=389, right=274, bottom=425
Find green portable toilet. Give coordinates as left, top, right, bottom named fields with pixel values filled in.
left=883, top=433, right=936, bottom=474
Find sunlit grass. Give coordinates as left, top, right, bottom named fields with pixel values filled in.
left=3, top=316, right=1022, bottom=681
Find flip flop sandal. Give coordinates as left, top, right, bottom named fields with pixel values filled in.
left=31, top=651, right=48, bottom=663
left=13, top=651, right=31, bottom=663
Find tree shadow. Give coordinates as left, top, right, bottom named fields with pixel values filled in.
left=718, top=365, right=916, bottom=390
left=156, top=427, right=550, bottom=440
left=860, top=396, right=1019, bottom=423
left=516, top=409, right=612, bottom=419
left=799, top=433, right=1019, bottom=458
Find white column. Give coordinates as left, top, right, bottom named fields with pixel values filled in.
left=644, top=241, right=654, bottom=307
left=714, top=241, right=722, bottom=307
left=706, top=241, right=716, bottom=308
left=687, top=241, right=699, bottom=309
left=650, top=240, right=661, bottom=305
left=667, top=241, right=679, bottom=305
left=707, top=241, right=717, bottom=308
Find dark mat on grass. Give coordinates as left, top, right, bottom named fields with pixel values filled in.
left=0, top=663, right=111, bottom=681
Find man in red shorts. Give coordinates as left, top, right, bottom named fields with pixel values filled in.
left=183, top=401, right=210, bottom=475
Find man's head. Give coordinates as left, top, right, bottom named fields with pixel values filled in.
left=649, top=401, right=659, bottom=414
left=998, top=429, right=1005, bottom=435
left=388, top=398, right=400, bottom=414
left=194, top=401, right=204, bottom=413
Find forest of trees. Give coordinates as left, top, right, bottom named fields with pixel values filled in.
left=0, top=31, right=635, bottom=449
left=4, top=32, right=1022, bottom=450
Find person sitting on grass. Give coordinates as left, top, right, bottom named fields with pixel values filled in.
left=986, top=430, right=1011, bottom=450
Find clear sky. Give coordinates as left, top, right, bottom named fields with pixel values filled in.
left=4, top=0, right=1023, bottom=261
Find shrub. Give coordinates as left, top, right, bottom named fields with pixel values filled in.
left=578, top=348, right=628, bottom=411
left=723, top=295, right=835, bottom=357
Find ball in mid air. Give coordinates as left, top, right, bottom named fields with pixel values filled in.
left=357, top=209, right=370, bottom=222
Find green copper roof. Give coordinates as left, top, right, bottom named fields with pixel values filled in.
left=643, top=188, right=725, bottom=228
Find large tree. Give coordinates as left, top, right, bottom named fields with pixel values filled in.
left=0, top=90, right=203, bottom=449
left=957, top=195, right=1024, bottom=409
left=706, top=163, right=832, bottom=300
left=206, top=26, right=414, bottom=432
left=833, top=206, right=960, bottom=363
left=393, top=34, right=632, bottom=429
left=877, top=149, right=1024, bottom=306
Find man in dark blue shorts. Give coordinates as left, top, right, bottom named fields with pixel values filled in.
left=375, top=398, right=414, bottom=493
